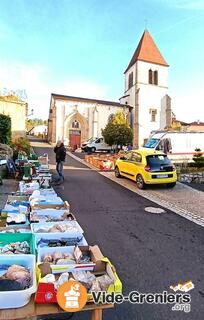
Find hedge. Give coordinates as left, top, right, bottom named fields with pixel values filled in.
left=0, top=114, right=11, bottom=145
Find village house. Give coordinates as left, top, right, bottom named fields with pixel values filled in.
left=0, top=94, right=27, bottom=138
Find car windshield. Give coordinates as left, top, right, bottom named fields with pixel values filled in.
left=87, top=137, right=97, bottom=143
left=146, top=154, right=171, bottom=166
left=144, top=138, right=159, bottom=148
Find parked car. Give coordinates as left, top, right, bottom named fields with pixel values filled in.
left=81, top=137, right=115, bottom=153
left=115, top=149, right=177, bottom=189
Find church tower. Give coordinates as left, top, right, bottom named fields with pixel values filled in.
left=120, top=30, right=170, bottom=147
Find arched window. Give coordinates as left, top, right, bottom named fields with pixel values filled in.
left=72, top=120, right=79, bottom=129
left=128, top=72, right=133, bottom=89
left=154, top=71, right=158, bottom=85
left=149, top=69, right=153, bottom=84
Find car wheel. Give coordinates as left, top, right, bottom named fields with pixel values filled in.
left=115, top=166, right=121, bottom=178
left=166, top=182, right=176, bottom=188
left=91, top=147, right=96, bottom=153
left=136, top=174, right=146, bottom=189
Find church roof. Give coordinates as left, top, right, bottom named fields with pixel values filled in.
left=51, top=93, right=132, bottom=108
left=124, top=30, right=169, bottom=73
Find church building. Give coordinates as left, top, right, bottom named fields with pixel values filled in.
left=48, top=94, right=131, bottom=148
left=48, top=30, right=172, bottom=148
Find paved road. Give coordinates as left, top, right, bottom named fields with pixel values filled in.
left=35, top=144, right=204, bottom=320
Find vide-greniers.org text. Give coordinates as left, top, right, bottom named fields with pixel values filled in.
left=92, top=291, right=191, bottom=305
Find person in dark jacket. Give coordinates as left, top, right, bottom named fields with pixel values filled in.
left=54, top=140, right=66, bottom=183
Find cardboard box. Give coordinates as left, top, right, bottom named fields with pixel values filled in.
left=37, top=245, right=104, bottom=274
left=31, top=200, right=70, bottom=210
left=7, top=195, right=30, bottom=202
left=87, top=257, right=122, bottom=301
left=35, top=257, right=122, bottom=304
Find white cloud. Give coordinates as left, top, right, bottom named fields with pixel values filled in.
left=0, top=61, right=202, bottom=124
left=0, top=62, right=108, bottom=119
left=55, top=79, right=108, bottom=100
left=0, top=61, right=51, bottom=119
left=172, top=88, right=204, bottom=122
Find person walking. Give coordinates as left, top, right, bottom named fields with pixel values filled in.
left=54, top=140, right=66, bottom=183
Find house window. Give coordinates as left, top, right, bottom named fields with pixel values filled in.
left=128, top=72, right=133, bottom=89
left=154, top=70, right=158, bottom=85
left=149, top=108, right=157, bottom=122
left=149, top=69, right=153, bottom=84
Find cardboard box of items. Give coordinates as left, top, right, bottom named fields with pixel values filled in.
left=37, top=245, right=104, bottom=274
left=31, top=200, right=70, bottom=210
left=35, top=255, right=122, bottom=304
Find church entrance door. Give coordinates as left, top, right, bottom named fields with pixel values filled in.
left=69, top=129, right=81, bottom=150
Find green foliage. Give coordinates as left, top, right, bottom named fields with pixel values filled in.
left=102, top=112, right=133, bottom=147
left=26, top=118, right=44, bottom=131
left=11, top=137, right=31, bottom=159
left=0, top=114, right=11, bottom=145
left=193, top=148, right=204, bottom=168
left=111, top=112, right=127, bottom=125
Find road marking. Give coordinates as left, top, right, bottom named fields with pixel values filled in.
left=145, top=207, right=166, bottom=214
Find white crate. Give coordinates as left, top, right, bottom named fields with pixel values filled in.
left=0, top=254, right=36, bottom=309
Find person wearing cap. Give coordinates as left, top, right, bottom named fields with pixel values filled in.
left=54, top=140, right=66, bottom=183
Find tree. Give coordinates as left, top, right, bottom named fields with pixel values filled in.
left=111, top=112, right=127, bottom=125
left=0, top=114, right=11, bottom=145
left=102, top=112, right=133, bottom=147
left=26, top=118, right=45, bottom=131
left=193, top=148, right=204, bottom=168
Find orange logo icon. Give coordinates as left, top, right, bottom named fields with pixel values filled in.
left=57, top=280, right=88, bottom=312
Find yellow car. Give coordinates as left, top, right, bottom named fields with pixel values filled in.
left=115, top=149, right=177, bottom=189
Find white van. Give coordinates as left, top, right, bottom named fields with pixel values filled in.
left=143, top=131, right=204, bottom=161
left=81, top=137, right=114, bottom=153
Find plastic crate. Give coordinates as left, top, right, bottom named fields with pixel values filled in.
left=0, top=254, right=37, bottom=309
left=0, top=233, right=35, bottom=254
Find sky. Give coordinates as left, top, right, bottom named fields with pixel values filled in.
left=0, top=0, right=203, bottom=122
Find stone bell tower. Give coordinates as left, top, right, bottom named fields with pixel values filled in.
left=120, top=30, right=170, bottom=147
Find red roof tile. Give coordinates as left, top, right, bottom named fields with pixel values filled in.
left=124, top=30, right=169, bottom=73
